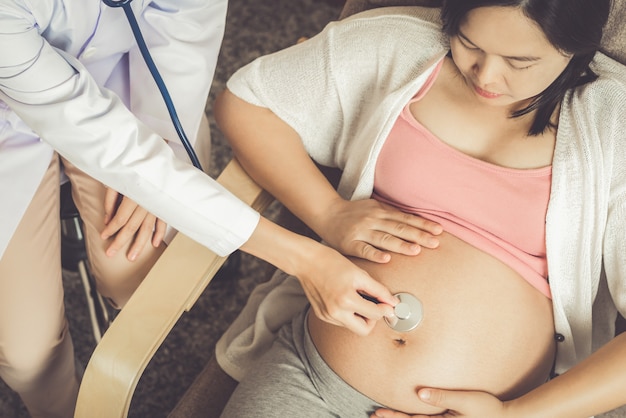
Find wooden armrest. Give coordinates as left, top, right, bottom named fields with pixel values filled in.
left=74, top=159, right=273, bottom=418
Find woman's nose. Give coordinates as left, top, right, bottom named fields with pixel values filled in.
left=473, top=55, right=502, bottom=86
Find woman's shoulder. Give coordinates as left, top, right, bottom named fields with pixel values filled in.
left=580, top=53, right=626, bottom=103
left=325, top=6, right=447, bottom=49
left=563, top=53, right=626, bottom=127
left=560, top=53, right=626, bottom=162
left=340, top=5, right=443, bottom=28
left=317, top=7, right=448, bottom=79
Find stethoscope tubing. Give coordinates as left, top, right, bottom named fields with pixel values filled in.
left=103, top=0, right=204, bottom=170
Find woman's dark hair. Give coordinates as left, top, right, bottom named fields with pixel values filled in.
left=441, top=0, right=612, bottom=135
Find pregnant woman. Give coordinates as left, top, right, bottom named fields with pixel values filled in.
left=215, top=1, right=626, bottom=416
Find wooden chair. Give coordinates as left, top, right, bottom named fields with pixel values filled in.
left=73, top=159, right=273, bottom=417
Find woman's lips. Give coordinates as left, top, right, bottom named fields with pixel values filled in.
left=474, top=84, right=502, bottom=99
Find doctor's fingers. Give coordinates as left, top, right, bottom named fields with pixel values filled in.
left=104, top=208, right=151, bottom=259
left=103, top=187, right=123, bottom=225
left=152, top=218, right=167, bottom=247
left=328, top=296, right=392, bottom=337
left=307, top=295, right=379, bottom=337
left=102, top=199, right=148, bottom=256
left=307, top=290, right=394, bottom=337
left=101, top=194, right=140, bottom=238
left=124, top=215, right=166, bottom=261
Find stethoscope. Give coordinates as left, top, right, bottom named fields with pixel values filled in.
left=362, top=292, right=424, bottom=332
left=104, top=0, right=426, bottom=331
left=102, top=0, right=203, bottom=171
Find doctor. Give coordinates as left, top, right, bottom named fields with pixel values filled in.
left=0, top=1, right=407, bottom=417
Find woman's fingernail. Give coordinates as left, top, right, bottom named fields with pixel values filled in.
left=420, top=389, right=431, bottom=400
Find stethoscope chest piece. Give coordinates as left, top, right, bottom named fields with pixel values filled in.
left=384, top=292, right=423, bottom=332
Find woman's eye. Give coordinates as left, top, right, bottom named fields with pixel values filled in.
left=458, top=37, right=478, bottom=50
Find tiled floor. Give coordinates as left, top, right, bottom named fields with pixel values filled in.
left=0, top=1, right=342, bottom=416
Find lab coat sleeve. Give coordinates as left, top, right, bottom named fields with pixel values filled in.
left=0, top=5, right=259, bottom=256
left=129, top=0, right=228, bottom=146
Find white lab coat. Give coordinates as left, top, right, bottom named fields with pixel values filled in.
left=0, top=0, right=260, bottom=259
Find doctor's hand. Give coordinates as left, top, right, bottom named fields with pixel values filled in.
left=294, top=241, right=398, bottom=336
left=101, top=188, right=167, bottom=261
left=371, top=388, right=509, bottom=418
left=242, top=217, right=398, bottom=336
left=317, top=198, right=442, bottom=264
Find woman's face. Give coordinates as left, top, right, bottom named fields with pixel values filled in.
left=449, top=6, right=572, bottom=110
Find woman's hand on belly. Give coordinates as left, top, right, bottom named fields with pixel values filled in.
left=313, top=197, right=442, bottom=263
left=371, top=389, right=507, bottom=418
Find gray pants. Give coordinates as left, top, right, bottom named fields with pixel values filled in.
left=220, top=308, right=385, bottom=418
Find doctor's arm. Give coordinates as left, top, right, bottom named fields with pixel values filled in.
left=104, top=0, right=231, bottom=259
left=0, top=9, right=168, bottom=261
left=0, top=11, right=398, bottom=335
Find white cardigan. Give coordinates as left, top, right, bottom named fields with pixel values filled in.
left=0, top=0, right=259, bottom=259
left=217, top=7, right=626, bottom=407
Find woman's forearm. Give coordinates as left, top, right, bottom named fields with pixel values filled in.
left=214, top=88, right=342, bottom=237
left=511, top=332, right=626, bottom=418
left=215, top=88, right=442, bottom=263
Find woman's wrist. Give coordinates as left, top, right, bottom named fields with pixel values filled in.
left=306, top=195, right=347, bottom=243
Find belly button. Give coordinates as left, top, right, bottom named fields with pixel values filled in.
left=394, top=338, right=407, bottom=346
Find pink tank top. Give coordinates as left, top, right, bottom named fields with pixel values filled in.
left=373, top=62, right=552, bottom=298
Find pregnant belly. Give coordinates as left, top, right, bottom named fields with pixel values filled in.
left=308, top=232, right=555, bottom=415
